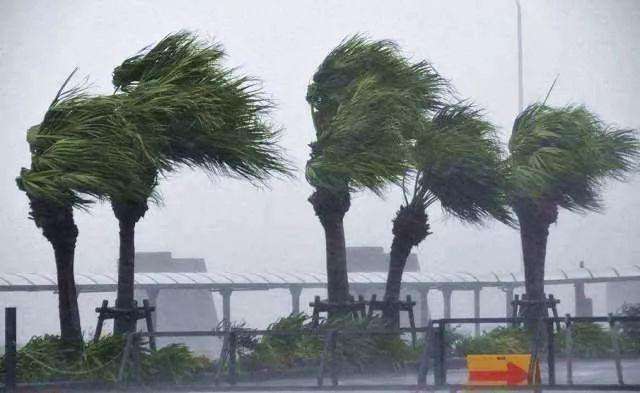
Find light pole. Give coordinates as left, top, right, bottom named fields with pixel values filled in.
left=516, top=0, right=524, bottom=112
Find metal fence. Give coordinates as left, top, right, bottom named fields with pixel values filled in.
left=3, top=307, right=640, bottom=392
left=115, top=314, right=640, bottom=391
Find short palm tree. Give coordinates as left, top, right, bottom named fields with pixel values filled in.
left=306, top=36, right=447, bottom=306
left=17, top=79, right=161, bottom=346
left=507, top=103, right=638, bottom=323
left=382, top=104, right=512, bottom=326
left=110, top=32, right=290, bottom=333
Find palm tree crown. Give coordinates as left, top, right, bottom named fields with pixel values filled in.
left=113, top=31, right=291, bottom=183
left=508, top=103, right=638, bottom=213
left=407, top=103, right=512, bottom=224
left=306, top=35, right=448, bottom=193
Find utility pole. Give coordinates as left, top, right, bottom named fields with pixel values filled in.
left=516, top=0, right=524, bottom=112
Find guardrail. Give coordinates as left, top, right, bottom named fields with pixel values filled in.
left=3, top=306, right=639, bottom=392
left=115, top=314, right=640, bottom=391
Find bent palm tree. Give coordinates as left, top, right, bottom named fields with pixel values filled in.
left=17, top=82, right=161, bottom=345
left=507, top=103, right=638, bottom=324
left=306, top=36, right=447, bottom=306
left=110, top=32, right=290, bottom=333
left=382, top=104, right=512, bottom=326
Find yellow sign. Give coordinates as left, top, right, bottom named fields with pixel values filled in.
left=466, top=354, right=540, bottom=385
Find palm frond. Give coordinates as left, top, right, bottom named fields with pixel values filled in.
left=508, top=103, right=639, bottom=213
left=114, top=31, right=293, bottom=184
left=409, top=103, right=513, bottom=225
left=306, top=34, right=449, bottom=193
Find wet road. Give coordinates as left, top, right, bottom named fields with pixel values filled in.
left=177, top=359, right=640, bottom=392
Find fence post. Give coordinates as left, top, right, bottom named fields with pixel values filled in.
left=564, top=314, right=573, bottom=385
left=434, top=320, right=446, bottom=386
left=417, top=325, right=432, bottom=386
left=131, top=333, right=141, bottom=384
left=317, top=330, right=332, bottom=386
left=228, top=331, right=237, bottom=385
left=4, top=307, right=16, bottom=391
left=330, top=330, right=338, bottom=386
left=546, top=318, right=556, bottom=385
left=214, top=333, right=229, bottom=386
left=608, top=314, right=624, bottom=385
left=142, top=299, right=156, bottom=351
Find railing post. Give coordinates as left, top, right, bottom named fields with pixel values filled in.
left=564, top=314, right=573, bottom=385
left=546, top=318, right=556, bottom=385
left=142, top=299, right=156, bottom=351
left=330, top=330, right=338, bottom=386
left=608, top=314, right=624, bottom=385
left=228, top=331, right=237, bottom=385
left=4, top=307, right=16, bottom=391
left=417, top=325, right=432, bottom=386
left=317, top=330, right=332, bottom=386
left=435, top=320, right=446, bottom=386
left=132, top=333, right=142, bottom=384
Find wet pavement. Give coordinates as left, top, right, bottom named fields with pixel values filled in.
left=176, top=358, right=640, bottom=392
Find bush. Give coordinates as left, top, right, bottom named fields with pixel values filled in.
left=238, top=313, right=416, bottom=373
left=455, top=327, right=529, bottom=356
left=0, top=335, right=210, bottom=384
left=142, top=344, right=210, bottom=383
left=555, top=322, right=613, bottom=358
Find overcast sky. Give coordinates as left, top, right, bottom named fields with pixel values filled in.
left=1, top=0, right=639, bottom=333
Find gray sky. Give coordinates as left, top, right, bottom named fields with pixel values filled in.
left=1, top=0, right=639, bottom=332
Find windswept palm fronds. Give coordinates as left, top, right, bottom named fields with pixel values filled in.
left=508, top=103, right=639, bottom=212
left=407, top=103, right=512, bottom=226
left=113, top=31, right=292, bottom=184
left=306, top=35, right=449, bottom=194
left=18, top=88, right=162, bottom=207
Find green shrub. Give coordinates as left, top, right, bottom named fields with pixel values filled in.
left=555, top=322, right=612, bottom=358
left=455, top=327, right=529, bottom=356
left=142, top=344, right=210, bottom=383
left=238, top=313, right=416, bottom=373
left=0, top=335, right=210, bottom=384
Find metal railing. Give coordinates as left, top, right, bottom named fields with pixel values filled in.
left=114, top=314, right=640, bottom=391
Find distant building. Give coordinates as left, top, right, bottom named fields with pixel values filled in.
left=134, top=252, right=221, bottom=357
left=606, top=281, right=640, bottom=314
left=346, top=246, right=420, bottom=272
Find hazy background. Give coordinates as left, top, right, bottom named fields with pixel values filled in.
left=1, top=0, right=639, bottom=340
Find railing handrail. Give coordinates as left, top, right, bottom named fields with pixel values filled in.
left=133, top=314, right=640, bottom=339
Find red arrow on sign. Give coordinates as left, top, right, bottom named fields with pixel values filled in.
left=468, top=361, right=529, bottom=385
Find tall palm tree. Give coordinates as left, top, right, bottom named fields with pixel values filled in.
left=382, top=104, right=512, bottom=326
left=306, top=36, right=447, bottom=305
left=110, top=32, right=290, bottom=333
left=506, top=103, right=638, bottom=324
left=17, top=82, right=161, bottom=346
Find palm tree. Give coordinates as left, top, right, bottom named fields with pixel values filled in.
left=382, top=104, right=512, bottom=326
left=110, top=32, right=290, bottom=333
left=17, top=81, right=161, bottom=346
left=306, top=36, right=447, bottom=306
left=506, top=103, right=638, bottom=324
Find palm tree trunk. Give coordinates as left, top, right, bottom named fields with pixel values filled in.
left=53, top=239, right=82, bottom=347
left=28, top=197, right=83, bottom=346
left=309, top=187, right=351, bottom=307
left=518, top=216, right=549, bottom=326
left=514, top=200, right=557, bottom=331
left=383, top=204, right=429, bottom=327
left=112, top=200, right=148, bottom=335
